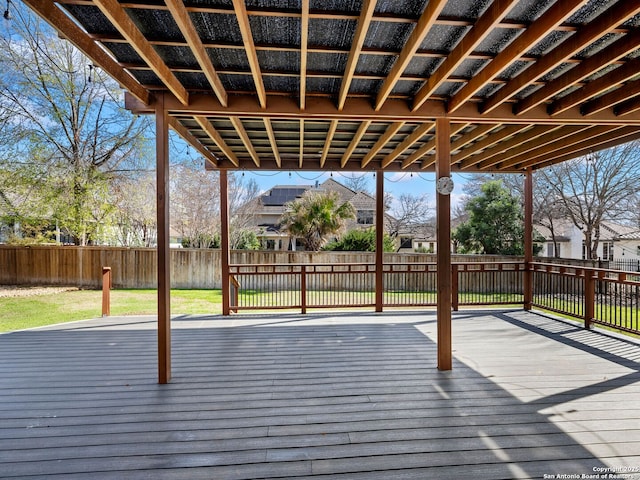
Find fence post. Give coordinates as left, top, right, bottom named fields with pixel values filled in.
left=452, top=264, right=459, bottom=311
left=584, top=269, right=595, bottom=330
left=102, top=266, right=111, bottom=317
left=229, top=275, right=239, bottom=313
left=301, top=265, right=307, bottom=314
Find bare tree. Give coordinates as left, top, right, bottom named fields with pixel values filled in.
left=170, top=164, right=260, bottom=249
left=342, top=174, right=371, bottom=194
left=170, top=161, right=220, bottom=248
left=0, top=6, right=150, bottom=244
left=386, top=192, right=433, bottom=239
left=109, top=173, right=157, bottom=247
left=539, top=142, right=640, bottom=259
left=228, top=173, right=260, bottom=249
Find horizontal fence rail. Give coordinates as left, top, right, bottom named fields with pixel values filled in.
left=229, top=261, right=526, bottom=312
left=454, top=262, right=525, bottom=309
left=531, top=262, right=639, bottom=336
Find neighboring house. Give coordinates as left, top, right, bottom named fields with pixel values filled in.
left=248, top=184, right=312, bottom=250
left=398, top=224, right=437, bottom=253
left=535, top=220, right=640, bottom=263
left=248, top=178, right=400, bottom=251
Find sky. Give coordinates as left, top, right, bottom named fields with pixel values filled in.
left=241, top=169, right=472, bottom=210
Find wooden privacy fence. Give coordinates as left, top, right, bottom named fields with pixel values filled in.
left=0, top=245, right=517, bottom=289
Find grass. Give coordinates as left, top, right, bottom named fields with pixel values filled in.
left=0, top=289, right=222, bottom=333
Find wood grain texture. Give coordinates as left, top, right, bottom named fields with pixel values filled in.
left=0, top=310, right=638, bottom=478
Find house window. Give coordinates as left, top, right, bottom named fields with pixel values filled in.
left=547, top=243, right=561, bottom=257
left=400, top=237, right=412, bottom=249
left=357, top=210, right=374, bottom=225
left=637, top=246, right=640, bottom=256
left=602, top=242, right=614, bottom=261
left=582, top=242, right=586, bottom=260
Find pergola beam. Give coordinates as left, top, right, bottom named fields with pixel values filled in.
left=452, top=124, right=530, bottom=164
left=230, top=117, right=260, bottom=167
left=320, top=120, right=338, bottom=168
left=381, top=122, right=434, bottom=168
left=338, top=0, right=377, bottom=111
left=451, top=124, right=497, bottom=152
left=514, top=125, right=628, bottom=169
left=461, top=125, right=560, bottom=170
left=418, top=123, right=468, bottom=169
left=194, top=116, right=240, bottom=167
left=532, top=127, right=640, bottom=170
left=341, top=121, right=371, bottom=168
left=361, top=122, right=405, bottom=168
left=412, top=0, right=518, bottom=110
left=264, top=119, right=281, bottom=168
left=126, top=92, right=640, bottom=125
left=492, top=125, right=591, bottom=170
left=481, top=0, right=640, bottom=114
left=232, top=0, right=267, bottom=108
left=167, top=117, right=218, bottom=168
left=581, top=79, right=640, bottom=116
left=300, top=0, right=309, bottom=110
left=375, top=0, right=447, bottom=111
left=94, top=0, right=188, bottom=105
left=515, top=29, right=640, bottom=114
left=447, top=0, right=587, bottom=113
left=548, top=58, right=640, bottom=116
left=164, top=0, right=228, bottom=107
left=22, top=0, right=150, bottom=104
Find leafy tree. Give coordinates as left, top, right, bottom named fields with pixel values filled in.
left=453, top=180, right=524, bottom=255
left=280, top=190, right=355, bottom=251
left=233, top=229, right=260, bottom=250
left=324, top=227, right=395, bottom=252
left=0, top=6, right=150, bottom=245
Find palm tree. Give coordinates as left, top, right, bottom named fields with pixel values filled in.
left=280, top=190, right=356, bottom=251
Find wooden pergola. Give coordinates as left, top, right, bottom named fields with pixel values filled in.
left=22, top=0, right=640, bottom=382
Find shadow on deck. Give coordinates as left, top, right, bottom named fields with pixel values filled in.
left=0, top=310, right=638, bottom=479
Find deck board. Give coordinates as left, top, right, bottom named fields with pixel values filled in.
left=1, top=310, right=638, bottom=479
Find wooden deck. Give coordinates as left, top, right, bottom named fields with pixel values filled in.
left=1, top=309, right=639, bottom=479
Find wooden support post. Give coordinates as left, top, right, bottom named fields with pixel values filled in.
left=156, top=93, right=171, bottom=384
left=524, top=169, right=533, bottom=311
left=584, top=270, right=595, bottom=330
left=451, top=264, right=459, bottom=312
left=220, top=169, right=231, bottom=316
left=375, top=170, right=384, bottom=312
left=301, top=265, right=307, bottom=314
left=101, top=266, right=111, bottom=317
left=435, top=118, right=452, bottom=371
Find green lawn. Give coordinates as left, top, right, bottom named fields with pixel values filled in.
left=0, top=289, right=222, bottom=333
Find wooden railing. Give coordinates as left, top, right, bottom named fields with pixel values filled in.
left=229, top=261, right=525, bottom=312
left=531, top=262, right=640, bottom=335
left=229, top=260, right=639, bottom=337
